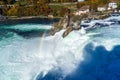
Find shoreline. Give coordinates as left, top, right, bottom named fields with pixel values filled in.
left=8, top=16, right=62, bottom=20
left=0, top=16, right=60, bottom=25
left=50, top=11, right=120, bottom=37
left=0, top=16, right=62, bottom=22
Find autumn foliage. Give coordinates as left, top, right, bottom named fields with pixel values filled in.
left=0, top=0, right=75, bottom=17
left=77, top=0, right=110, bottom=11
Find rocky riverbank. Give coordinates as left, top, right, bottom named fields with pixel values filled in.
left=50, top=10, right=113, bottom=37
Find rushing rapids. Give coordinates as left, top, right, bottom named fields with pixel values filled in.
left=0, top=16, right=120, bottom=80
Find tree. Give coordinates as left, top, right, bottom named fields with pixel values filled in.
left=2, top=5, right=8, bottom=16
left=0, top=1, right=4, bottom=5
left=77, top=2, right=87, bottom=8
left=7, top=0, right=11, bottom=4
left=89, top=0, right=99, bottom=11
left=117, top=1, right=120, bottom=9
left=8, top=4, right=18, bottom=16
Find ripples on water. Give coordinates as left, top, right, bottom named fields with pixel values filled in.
left=0, top=18, right=59, bottom=39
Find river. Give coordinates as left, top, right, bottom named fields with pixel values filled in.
left=0, top=17, right=120, bottom=80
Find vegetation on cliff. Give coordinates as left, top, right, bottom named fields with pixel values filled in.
left=77, top=0, right=110, bottom=11
left=0, top=0, right=120, bottom=17
left=0, top=0, right=77, bottom=17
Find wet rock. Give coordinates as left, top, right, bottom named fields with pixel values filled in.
left=62, top=26, right=73, bottom=38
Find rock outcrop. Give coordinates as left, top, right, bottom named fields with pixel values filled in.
left=50, top=11, right=112, bottom=38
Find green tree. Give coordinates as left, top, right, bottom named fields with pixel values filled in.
left=117, top=1, right=120, bottom=9
left=8, top=4, right=19, bottom=16
left=0, top=1, right=4, bottom=5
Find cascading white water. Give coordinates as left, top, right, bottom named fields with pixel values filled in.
left=1, top=16, right=120, bottom=80
left=36, top=16, right=120, bottom=80
left=37, top=30, right=89, bottom=78
left=0, top=24, right=52, bottom=80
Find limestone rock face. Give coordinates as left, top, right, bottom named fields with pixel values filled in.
left=50, top=11, right=111, bottom=38
left=50, top=16, right=81, bottom=37
left=62, top=26, right=73, bottom=38
left=50, top=15, right=70, bottom=35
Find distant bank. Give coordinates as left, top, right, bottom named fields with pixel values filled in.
left=8, top=16, right=62, bottom=20
left=0, top=17, right=60, bottom=26
left=0, top=16, right=62, bottom=22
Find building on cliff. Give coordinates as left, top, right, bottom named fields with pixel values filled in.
left=74, top=5, right=90, bottom=15
left=78, top=0, right=84, bottom=2
left=97, top=5, right=107, bottom=12
left=108, top=1, right=118, bottom=10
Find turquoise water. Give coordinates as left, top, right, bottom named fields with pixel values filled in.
left=37, top=25, right=120, bottom=80
left=0, top=19, right=57, bottom=80
left=1, top=17, right=120, bottom=80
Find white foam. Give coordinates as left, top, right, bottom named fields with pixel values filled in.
left=80, top=27, right=86, bottom=34
left=37, top=30, right=89, bottom=77
left=3, top=24, right=52, bottom=31
left=105, top=16, right=120, bottom=21
left=0, top=32, right=44, bottom=80
left=92, top=38, right=120, bottom=51
left=1, top=16, right=120, bottom=80
left=36, top=16, right=120, bottom=79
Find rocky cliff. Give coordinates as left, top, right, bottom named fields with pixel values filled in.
left=50, top=11, right=112, bottom=38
